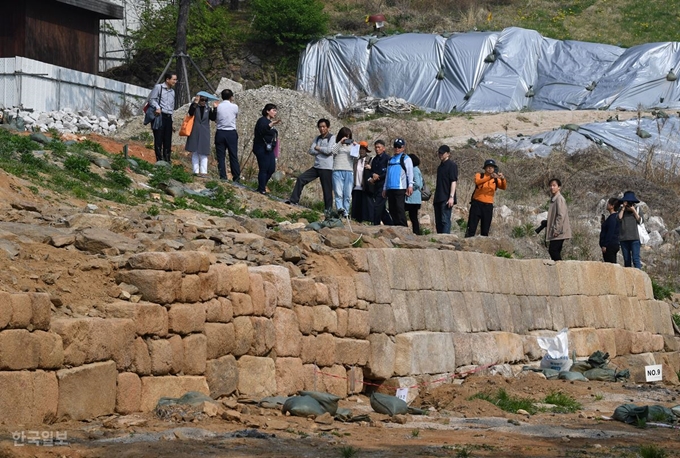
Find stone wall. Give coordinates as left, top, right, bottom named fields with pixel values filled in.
left=0, top=249, right=677, bottom=425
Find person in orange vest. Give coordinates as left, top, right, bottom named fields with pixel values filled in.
left=465, top=159, right=507, bottom=237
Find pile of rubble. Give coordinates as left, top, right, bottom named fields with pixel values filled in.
left=1, top=107, right=125, bottom=135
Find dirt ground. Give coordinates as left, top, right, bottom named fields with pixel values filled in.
left=1, top=111, right=679, bottom=457
left=0, top=374, right=678, bottom=457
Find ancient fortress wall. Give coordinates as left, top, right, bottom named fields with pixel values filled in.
left=0, top=249, right=677, bottom=425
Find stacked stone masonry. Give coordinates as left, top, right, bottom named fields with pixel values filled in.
left=0, top=249, right=677, bottom=425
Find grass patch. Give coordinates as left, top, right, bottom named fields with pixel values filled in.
left=288, top=209, right=321, bottom=223
left=639, top=444, right=668, bottom=458
left=511, top=222, right=534, bottom=238
left=652, top=279, right=673, bottom=300
left=339, top=445, right=358, bottom=458
left=469, top=388, right=537, bottom=415
left=543, top=391, right=581, bottom=413
left=495, top=249, right=513, bottom=258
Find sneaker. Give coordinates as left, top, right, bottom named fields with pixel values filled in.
left=338, top=208, right=347, bottom=218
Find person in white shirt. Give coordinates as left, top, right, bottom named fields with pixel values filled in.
left=210, top=89, right=240, bottom=182
left=351, top=141, right=373, bottom=222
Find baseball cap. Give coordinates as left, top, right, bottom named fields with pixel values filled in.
left=358, top=141, right=371, bottom=152
left=483, top=159, right=497, bottom=168
left=393, top=138, right=406, bottom=148
left=437, top=145, right=450, bottom=154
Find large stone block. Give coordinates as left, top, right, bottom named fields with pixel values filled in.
left=139, top=376, right=210, bottom=412
left=630, top=331, right=654, bottom=354
left=346, top=309, right=369, bottom=339
left=546, top=296, right=565, bottom=331
left=249, top=266, right=291, bottom=307
left=335, top=308, right=348, bottom=337
left=178, top=274, right=202, bottom=303
left=198, top=270, right=217, bottom=302
left=384, top=249, right=421, bottom=291
left=462, top=292, right=486, bottom=332
left=346, top=366, right=364, bottom=394
left=275, top=357, right=305, bottom=396
left=367, top=333, right=395, bottom=379
left=8, top=293, right=32, bottom=329
left=167, top=303, right=206, bottom=335
left=522, top=335, right=543, bottom=361
left=0, top=370, right=58, bottom=425
left=314, top=333, right=336, bottom=367
left=237, top=355, right=276, bottom=397
left=470, top=332, right=500, bottom=365
left=446, top=292, right=471, bottom=333
left=625, top=268, right=654, bottom=300
left=183, top=334, right=207, bottom=375
left=205, top=323, right=235, bottom=359
left=653, top=352, right=680, bottom=385
left=232, top=316, right=254, bottom=357
left=225, top=263, right=251, bottom=293
left=491, top=332, right=524, bottom=363
left=0, top=291, right=11, bottom=329
left=642, top=300, right=674, bottom=335
left=368, top=303, right=396, bottom=335
left=420, top=290, right=440, bottom=332
left=29, top=293, right=51, bottom=331
left=263, top=281, right=278, bottom=317
left=231, top=292, right=254, bottom=317
left=458, top=252, right=491, bottom=293
left=336, top=249, right=369, bottom=272
left=169, top=335, right=184, bottom=374
left=57, top=361, right=117, bottom=420
left=291, top=277, right=317, bottom=306
left=366, top=250, right=392, bottom=303
left=492, top=294, right=515, bottom=333
left=147, top=338, right=173, bottom=375
left=250, top=317, right=275, bottom=356
left=294, top=305, right=314, bottom=335
left=613, top=328, right=634, bottom=355
left=560, top=295, right=585, bottom=329
left=317, top=364, right=347, bottom=398
left=335, top=276, right=358, bottom=308
left=131, top=337, right=151, bottom=375
left=315, top=276, right=340, bottom=308
left=0, top=329, right=40, bottom=370
left=249, top=273, right=266, bottom=316
left=353, top=272, right=376, bottom=303
left=274, top=308, right=301, bottom=357
left=621, top=297, right=644, bottom=332
left=335, top=338, right=369, bottom=366
left=127, top=251, right=211, bottom=273
left=580, top=262, right=611, bottom=296
left=481, top=293, right=500, bottom=332
left=105, top=301, right=168, bottom=337
left=315, top=282, right=330, bottom=305
left=126, top=252, right=171, bottom=271
left=312, top=306, right=337, bottom=334
left=116, top=372, right=141, bottom=414
left=595, top=329, right=618, bottom=358
left=115, top=270, right=182, bottom=305
left=205, top=355, right=238, bottom=398
left=568, top=328, right=601, bottom=357
left=421, top=250, right=444, bottom=291
left=205, top=297, right=233, bottom=323
left=391, top=291, right=411, bottom=334
left=394, top=332, right=456, bottom=376
left=35, top=330, right=64, bottom=369
left=441, top=251, right=463, bottom=292
left=300, top=335, right=316, bottom=363
left=555, top=261, right=583, bottom=296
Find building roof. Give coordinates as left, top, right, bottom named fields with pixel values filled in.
left=55, top=0, right=124, bottom=19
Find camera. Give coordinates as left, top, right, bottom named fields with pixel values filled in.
left=342, top=138, right=353, bottom=145
left=493, top=165, right=499, bottom=174
left=535, top=219, right=547, bottom=234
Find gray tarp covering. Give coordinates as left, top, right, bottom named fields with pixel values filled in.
left=297, top=27, right=680, bottom=114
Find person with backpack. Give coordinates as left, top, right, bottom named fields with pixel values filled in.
left=382, top=138, right=413, bottom=227
left=465, top=159, right=507, bottom=237
left=433, top=145, right=458, bottom=234
left=404, top=153, right=423, bottom=234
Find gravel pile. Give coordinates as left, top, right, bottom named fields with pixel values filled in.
left=2, top=107, right=125, bottom=134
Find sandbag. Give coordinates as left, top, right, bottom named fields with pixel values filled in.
left=587, top=351, right=610, bottom=368
left=299, top=391, right=340, bottom=415
left=282, top=395, right=326, bottom=417
left=613, top=404, right=648, bottom=424
left=156, top=391, right=213, bottom=408
left=558, top=371, right=588, bottom=381
left=542, top=368, right=560, bottom=380
left=370, top=392, right=408, bottom=416
left=259, top=396, right=289, bottom=409
left=647, top=405, right=676, bottom=423
left=569, top=361, right=592, bottom=373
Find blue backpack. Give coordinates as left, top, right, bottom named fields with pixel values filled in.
left=385, top=153, right=407, bottom=189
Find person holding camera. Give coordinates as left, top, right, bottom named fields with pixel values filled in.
left=545, top=178, right=571, bottom=261
left=599, top=197, right=621, bottom=263
left=331, top=127, right=356, bottom=217
left=465, top=159, right=507, bottom=237
left=618, top=190, right=643, bottom=268
left=252, top=103, right=280, bottom=194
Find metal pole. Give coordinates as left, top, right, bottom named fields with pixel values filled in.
left=186, top=54, right=216, bottom=93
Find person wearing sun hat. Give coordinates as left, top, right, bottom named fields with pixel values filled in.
left=618, top=190, right=643, bottom=268
left=351, top=141, right=373, bottom=222
left=465, top=158, right=507, bottom=237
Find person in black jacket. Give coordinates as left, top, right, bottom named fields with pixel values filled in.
left=599, top=197, right=621, bottom=263
left=367, top=140, right=393, bottom=225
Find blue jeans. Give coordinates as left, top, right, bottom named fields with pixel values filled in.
left=434, top=201, right=452, bottom=234
left=620, top=240, right=641, bottom=268
left=332, top=170, right=353, bottom=213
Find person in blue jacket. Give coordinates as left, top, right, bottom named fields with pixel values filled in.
left=599, top=197, right=620, bottom=263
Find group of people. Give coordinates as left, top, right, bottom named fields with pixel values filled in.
left=148, top=73, right=279, bottom=194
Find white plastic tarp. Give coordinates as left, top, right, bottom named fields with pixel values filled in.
left=297, top=27, right=680, bottom=114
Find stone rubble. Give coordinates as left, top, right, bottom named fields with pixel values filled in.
left=2, top=107, right=125, bottom=135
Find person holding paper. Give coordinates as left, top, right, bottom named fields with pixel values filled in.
left=351, top=141, right=373, bottom=222
left=331, top=127, right=356, bottom=217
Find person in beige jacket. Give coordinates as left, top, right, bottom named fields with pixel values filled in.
left=546, top=178, right=571, bottom=261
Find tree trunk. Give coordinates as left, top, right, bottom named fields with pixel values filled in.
left=175, top=0, right=191, bottom=106
left=229, top=0, right=239, bottom=10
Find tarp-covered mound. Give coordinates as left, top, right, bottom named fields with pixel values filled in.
left=297, top=27, right=680, bottom=114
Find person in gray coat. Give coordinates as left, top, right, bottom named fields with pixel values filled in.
left=185, top=95, right=213, bottom=177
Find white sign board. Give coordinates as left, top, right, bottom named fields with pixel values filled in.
left=395, top=388, right=409, bottom=402
left=645, top=364, right=663, bottom=382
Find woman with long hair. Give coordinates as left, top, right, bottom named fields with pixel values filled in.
left=252, top=103, right=280, bottom=194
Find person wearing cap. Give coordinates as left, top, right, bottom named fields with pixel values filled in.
left=404, top=153, right=424, bottom=234
left=618, top=190, right=643, bottom=268
left=546, top=178, right=571, bottom=261
left=368, top=140, right=393, bottom=225
left=185, top=94, right=213, bottom=177
left=210, top=89, right=240, bottom=182
left=287, top=118, right=334, bottom=211
left=433, top=145, right=458, bottom=234
left=382, top=138, right=414, bottom=227
left=351, top=141, right=373, bottom=222
left=465, top=159, right=507, bottom=237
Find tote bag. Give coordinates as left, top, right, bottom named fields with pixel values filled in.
left=179, top=114, right=194, bottom=137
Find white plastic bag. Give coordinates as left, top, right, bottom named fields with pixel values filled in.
left=537, top=328, right=572, bottom=372
left=638, top=222, right=650, bottom=245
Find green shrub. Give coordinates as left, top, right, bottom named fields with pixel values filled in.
left=105, top=170, right=132, bottom=189
left=652, top=279, right=673, bottom=300
left=639, top=444, right=667, bottom=458
left=147, top=205, right=160, bottom=216
left=64, top=154, right=91, bottom=174
left=511, top=222, right=534, bottom=238
left=495, top=250, right=512, bottom=258
left=469, top=389, right=537, bottom=414
left=250, top=0, right=329, bottom=52
left=543, top=391, right=581, bottom=413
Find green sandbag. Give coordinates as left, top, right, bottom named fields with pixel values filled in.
left=542, top=368, right=560, bottom=379
left=587, top=351, right=609, bottom=368
left=647, top=405, right=675, bottom=422
left=583, top=367, right=617, bottom=382
left=282, top=395, right=326, bottom=417
left=613, top=404, right=648, bottom=424
left=298, top=391, right=340, bottom=415
left=259, top=396, right=289, bottom=409
left=558, top=371, right=588, bottom=381
left=156, top=391, right=213, bottom=408
left=370, top=392, right=409, bottom=416
left=569, top=361, right=593, bottom=373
